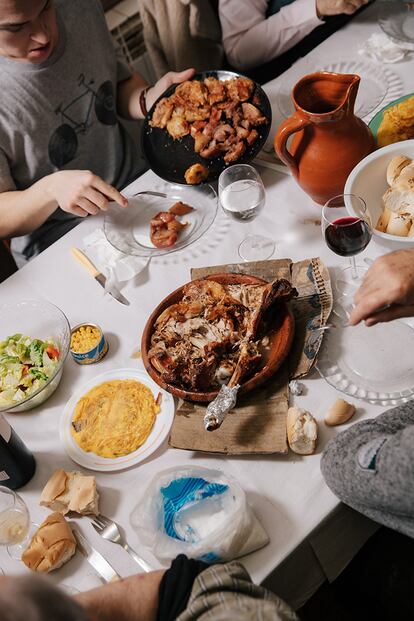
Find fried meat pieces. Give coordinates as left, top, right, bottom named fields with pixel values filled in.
left=150, top=201, right=194, bottom=249
left=148, top=278, right=297, bottom=391
left=150, top=77, right=268, bottom=169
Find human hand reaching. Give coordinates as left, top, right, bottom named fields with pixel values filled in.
left=316, top=0, right=369, bottom=17
left=46, top=170, right=128, bottom=217
left=349, top=249, right=414, bottom=326
left=146, top=68, right=195, bottom=111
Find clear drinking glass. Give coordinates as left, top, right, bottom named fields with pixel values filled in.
left=322, top=194, right=372, bottom=295
left=0, top=486, right=31, bottom=559
left=218, top=164, right=275, bottom=261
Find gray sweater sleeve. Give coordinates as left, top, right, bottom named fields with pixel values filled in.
left=321, top=402, right=414, bottom=538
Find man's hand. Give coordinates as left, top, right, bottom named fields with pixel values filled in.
left=46, top=170, right=128, bottom=217
left=349, top=249, right=414, bottom=326
left=316, top=0, right=369, bottom=17
left=146, top=68, right=195, bottom=112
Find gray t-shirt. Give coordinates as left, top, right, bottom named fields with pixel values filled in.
left=0, top=0, right=140, bottom=259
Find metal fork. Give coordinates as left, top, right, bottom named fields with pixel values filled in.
left=91, top=514, right=152, bottom=573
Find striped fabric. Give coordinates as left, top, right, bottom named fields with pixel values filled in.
left=176, top=561, right=299, bottom=621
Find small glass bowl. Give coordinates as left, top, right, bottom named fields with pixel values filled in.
left=0, top=299, right=71, bottom=413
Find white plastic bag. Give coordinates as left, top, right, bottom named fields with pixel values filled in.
left=130, top=466, right=268, bottom=563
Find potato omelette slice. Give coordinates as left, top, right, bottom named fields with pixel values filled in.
left=71, top=380, right=160, bottom=458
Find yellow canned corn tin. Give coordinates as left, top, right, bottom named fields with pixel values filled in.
left=70, top=323, right=108, bottom=365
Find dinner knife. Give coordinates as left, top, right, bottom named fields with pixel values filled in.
left=73, top=528, right=121, bottom=583
left=71, top=247, right=130, bottom=306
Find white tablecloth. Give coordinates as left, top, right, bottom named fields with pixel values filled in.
left=0, top=1, right=413, bottom=608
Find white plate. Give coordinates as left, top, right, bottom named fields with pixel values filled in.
left=275, top=58, right=403, bottom=122
left=316, top=320, right=414, bottom=405
left=60, top=368, right=175, bottom=472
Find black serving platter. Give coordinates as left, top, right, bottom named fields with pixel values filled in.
left=142, top=70, right=272, bottom=185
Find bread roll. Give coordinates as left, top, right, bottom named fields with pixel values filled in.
left=40, top=469, right=99, bottom=515
left=324, top=398, right=356, bottom=426
left=287, top=406, right=318, bottom=455
left=386, top=155, right=412, bottom=186
left=376, top=207, right=391, bottom=232
left=385, top=211, right=411, bottom=237
left=22, top=512, right=76, bottom=573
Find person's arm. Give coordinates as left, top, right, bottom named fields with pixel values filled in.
left=349, top=249, right=414, bottom=326
left=175, top=561, right=298, bottom=621
left=0, top=170, right=127, bottom=239
left=219, top=0, right=322, bottom=71
left=76, top=570, right=165, bottom=621
left=116, top=69, right=196, bottom=121
left=219, top=0, right=368, bottom=71
left=321, top=403, right=414, bottom=537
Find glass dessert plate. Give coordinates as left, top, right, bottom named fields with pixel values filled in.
left=378, top=1, right=414, bottom=51
left=104, top=182, right=217, bottom=258
left=316, top=320, right=414, bottom=405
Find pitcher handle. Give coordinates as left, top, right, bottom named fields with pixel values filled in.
left=274, top=113, right=311, bottom=177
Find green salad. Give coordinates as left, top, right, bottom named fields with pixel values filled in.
left=0, top=334, right=60, bottom=407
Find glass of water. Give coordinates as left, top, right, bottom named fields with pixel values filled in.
left=0, top=486, right=31, bottom=559
left=218, top=164, right=275, bottom=261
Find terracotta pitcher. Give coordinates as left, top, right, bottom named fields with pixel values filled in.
left=274, top=72, right=375, bottom=205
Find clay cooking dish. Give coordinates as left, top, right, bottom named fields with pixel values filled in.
left=141, top=273, right=295, bottom=402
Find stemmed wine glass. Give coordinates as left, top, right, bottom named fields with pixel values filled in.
left=322, top=194, right=372, bottom=295
left=218, top=164, right=275, bottom=262
left=0, top=486, right=31, bottom=560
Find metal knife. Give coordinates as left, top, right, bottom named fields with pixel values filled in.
left=71, top=247, right=130, bottom=306
left=73, top=528, right=121, bottom=583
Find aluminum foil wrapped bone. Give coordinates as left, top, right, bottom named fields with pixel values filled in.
left=204, top=384, right=240, bottom=431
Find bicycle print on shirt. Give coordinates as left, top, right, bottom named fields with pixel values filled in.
left=48, top=73, right=117, bottom=168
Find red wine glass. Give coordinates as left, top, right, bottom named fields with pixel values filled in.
left=322, top=194, right=372, bottom=294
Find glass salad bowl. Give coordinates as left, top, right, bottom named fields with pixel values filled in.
left=0, top=300, right=71, bottom=413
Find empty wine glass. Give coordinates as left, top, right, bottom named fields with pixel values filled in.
left=218, top=164, right=275, bottom=261
left=322, top=194, right=372, bottom=295
left=0, top=486, right=31, bottom=560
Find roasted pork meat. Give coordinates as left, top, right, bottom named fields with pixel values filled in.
left=149, top=202, right=194, bottom=248
left=149, top=77, right=268, bottom=174
left=148, top=278, right=297, bottom=392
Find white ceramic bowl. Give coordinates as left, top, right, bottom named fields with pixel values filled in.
left=344, top=139, right=414, bottom=248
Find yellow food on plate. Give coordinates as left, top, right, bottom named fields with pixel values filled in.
left=71, top=379, right=160, bottom=458
left=71, top=325, right=101, bottom=353
left=377, top=96, right=414, bottom=147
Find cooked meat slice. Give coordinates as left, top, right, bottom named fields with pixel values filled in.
left=184, top=106, right=211, bottom=122
left=183, top=280, right=227, bottom=303
left=200, top=140, right=222, bottom=159
left=166, top=115, right=190, bottom=139
left=241, top=103, right=268, bottom=126
left=151, top=211, right=175, bottom=225
left=175, top=80, right=207, bottom=107
left=150, top=211, right=188, bottom=248
left=150, top=97, right=174, bottom=128
left=226, top=77, right=254, bottom=102
left=241, top=119, right=251, bottom=130
left=191, top=121, right=207, bottom=134
left=246, top=129, right=259, bottom=146
left=228, top=341, right=262, bottom=386
left=169, top=201, right=194, bottom=216
left=213, top=123, right=235, bottom=143
left=184, top=163, right=209, bottom=184
left=193, top=129, right=212, bottom=154
left=204, top=77, right=226, bottom=104
left=224, top=140, right=246, bottom=163
left=236, top=126, right=249, bottom=140
left=204, top=106, right=222, bottom=132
